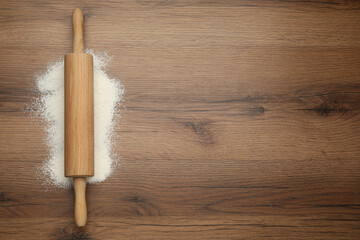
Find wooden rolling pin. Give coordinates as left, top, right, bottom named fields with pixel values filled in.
left=64, top=8, right=94, bottom=227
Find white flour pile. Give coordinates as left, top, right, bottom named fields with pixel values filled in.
left=34, top=50, right=124, bottom=188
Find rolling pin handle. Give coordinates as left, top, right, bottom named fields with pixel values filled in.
left=72, top=8, right=85, bottom=53
left=74, top=177, right=87, bottom=227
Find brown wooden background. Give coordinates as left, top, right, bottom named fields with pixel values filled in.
left=1, top=0, right=360, bottom=239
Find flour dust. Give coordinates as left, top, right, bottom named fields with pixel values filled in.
left=32, top=50, right=124, bottom=188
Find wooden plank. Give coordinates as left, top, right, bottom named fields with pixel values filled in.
left=1, top=0, right=360, bottom=239
left=1, top=215, right=360, bottom=240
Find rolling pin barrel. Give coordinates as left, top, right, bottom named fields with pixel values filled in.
left=64, top=53, right=94, bottom=177
left=64, top=8, right=94, bottom=227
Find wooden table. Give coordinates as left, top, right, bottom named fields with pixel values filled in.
left=1, top=0, right=360, bottom=239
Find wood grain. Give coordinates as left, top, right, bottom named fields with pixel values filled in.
left=65, top=53, right=94, bottom=177
left=72, top=8, right=85, bottom=54
left=1, top=0, right=360, bottom=239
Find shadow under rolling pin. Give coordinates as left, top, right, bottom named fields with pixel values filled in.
left=64, top=8, right=94, bottom=227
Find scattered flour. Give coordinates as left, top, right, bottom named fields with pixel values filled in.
left=34, top=50, right=124, bottom=188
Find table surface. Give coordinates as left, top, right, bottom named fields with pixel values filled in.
left=1, top=0, right=360, bottom=239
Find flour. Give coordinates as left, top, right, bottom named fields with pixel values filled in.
left=34, top=50, right=124, bottom=188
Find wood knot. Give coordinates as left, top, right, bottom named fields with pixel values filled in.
left=131, top=195, right=145, bottom=202
left=58, top=224, right=95, bottom=240
left=65, top=232, right=90, bottom=240
left=314, top=103, right=348, bottom=116
left=316, top=103, right=331, bottom=116
left=0, top=192, right=13, bottom=202
left=128, top=194, right=160, bottom=216
left=250, top=106, right=265, bottom=115
left=295, top=87, right=353, bottom=117
left=182, top=120, right=214, bottom=145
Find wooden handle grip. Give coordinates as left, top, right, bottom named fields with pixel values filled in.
left=74, top=177, right=87, bottom=227
left=72, top=8, right=84, bottom=53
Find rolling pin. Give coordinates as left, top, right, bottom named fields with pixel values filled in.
left=64, top=8, right=94, bottom=227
